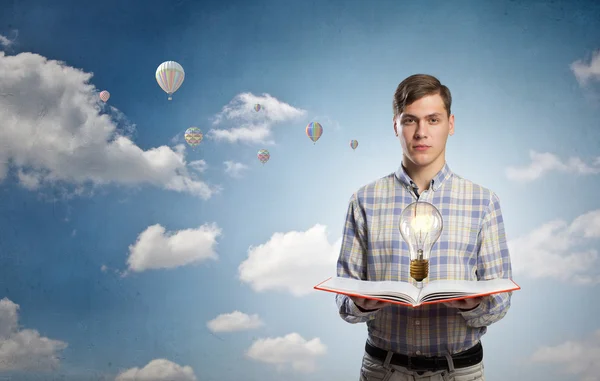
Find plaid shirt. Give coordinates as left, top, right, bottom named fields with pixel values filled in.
left=336, top=162, right=513, bottom=357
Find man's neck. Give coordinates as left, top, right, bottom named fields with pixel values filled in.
left=402, top=157, right=446, bottom=192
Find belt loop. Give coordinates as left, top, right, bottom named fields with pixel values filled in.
left=383, top=351, right=394, bottom=369
left=440, top=352, right=455, bottom=381
left=444, top=352, right=455, bottom=374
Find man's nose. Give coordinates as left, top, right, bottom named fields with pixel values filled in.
left=414, top=122, right=428, bottom=138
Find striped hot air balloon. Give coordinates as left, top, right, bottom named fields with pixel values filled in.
left=155, top=61, right=185, bottom=100
left=184, top=127, right=203, bottom=148
left=306, top=122, right=323, bottom=144
left=254, top=104, right=262, bottom=112
left=350, top=140, right=358, bottom=150
left=257, top=149, right=270, bottom=164
left=99, top=90, right=110, bottom=102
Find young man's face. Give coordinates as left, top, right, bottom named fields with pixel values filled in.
left=393, top=93, right=455, bottom=170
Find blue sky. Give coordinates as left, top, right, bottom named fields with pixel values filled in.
left=0, top=0, right=599, bottom=380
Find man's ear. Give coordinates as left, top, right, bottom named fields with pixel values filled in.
left=393, top=118, right=398, bottom=136
left=448, top=114, right=455, bottom=136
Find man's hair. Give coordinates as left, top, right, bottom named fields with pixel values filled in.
left=392, top=74, right=452, bottom=118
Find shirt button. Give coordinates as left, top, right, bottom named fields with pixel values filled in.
left=415, top=320, right=420, bottom=325
left=416, top=351, right=422, bottom=355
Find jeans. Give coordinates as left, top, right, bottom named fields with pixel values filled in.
left=360, top=350, right=484, bottom=381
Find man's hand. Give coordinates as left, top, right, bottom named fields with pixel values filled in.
left=349, top=296, right=388, bottom=312
left=444, top=296, right=483, bottom=311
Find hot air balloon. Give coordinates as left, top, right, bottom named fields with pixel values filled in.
left=99, top=90, right=110, bottom=102
left=306, top=122, right=323, bottom=144
left=350, top=140, right=358, bottom=150
left=254, top=104, right=262, bottom=112
left=184, top=127, right=203, bottom=148
left=257, top=149, right=270, bottom=164
left=155, top=61, right=185, bottom=100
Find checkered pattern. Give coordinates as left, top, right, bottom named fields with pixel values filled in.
left=336, top=163, right=513, bottom=357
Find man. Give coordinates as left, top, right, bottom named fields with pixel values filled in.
left=336, top=74, right=513, bottom=381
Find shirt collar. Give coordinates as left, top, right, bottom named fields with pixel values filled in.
left=395, top=162, right=453, bottom=192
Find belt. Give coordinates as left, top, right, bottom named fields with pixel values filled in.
left=365, top=341, right=483, bottom=372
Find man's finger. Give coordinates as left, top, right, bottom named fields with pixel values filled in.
left=365, top=300, right=385, bottom=308
left=349, top=296, right=389, bottom=312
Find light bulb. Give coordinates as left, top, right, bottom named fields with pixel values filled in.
left=398, top=201, right=443, bottom=285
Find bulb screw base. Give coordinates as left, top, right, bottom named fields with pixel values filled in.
left=410, top=259, right=429, bottom=282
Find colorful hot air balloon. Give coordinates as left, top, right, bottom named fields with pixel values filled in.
left=306, top=122, right=323, bottom=144
left=254, top=104, right=261, bottom=112
left=257, top=149, right=270, bottom=164
left=99, top=90, right=110, bottom=102
left=184, top=127, right=203, bottom=148
left=350, top=139, right=358, bottom=150
left=155, top=61, right=185, bottom=100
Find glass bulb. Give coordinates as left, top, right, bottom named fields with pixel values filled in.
left=398, top=202, right=443, bottom=282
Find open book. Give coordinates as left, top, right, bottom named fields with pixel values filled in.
left=314, top=277, right=520, bottom=308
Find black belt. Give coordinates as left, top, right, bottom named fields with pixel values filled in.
left=365, top=341, right=483, bottom=372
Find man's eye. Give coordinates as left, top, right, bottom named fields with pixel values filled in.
left=430, top=118, right=439, bottom=123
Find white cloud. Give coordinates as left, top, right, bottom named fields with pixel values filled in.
left=506, top=151, right=600, bottom=181
left=223, top=161, right=248, bottom=178
left=571, top=50, right=600, bottom=86
left=246, top=333, right=327, bottom=373
left=238, top=224, right=340, bottom=296
left=0, top=51, right=219, bottom=199
left=188, top=160, right=208, bottom=173
left=0, top=32, right=16, bottom=48
left=115, top=359, right=197, bottom=381
left=0, top=297, right=67, bottom=371
left=170, top=132, right=182, bottom=145
left=207, top=311, right=264, bottom=333
left=208, top=92, right=306, bottom=144
left=508, top=209, right=600, bottom=284
left=126, top=223, right=222, bottom=273
left=529, top=329, right=600, bottom=381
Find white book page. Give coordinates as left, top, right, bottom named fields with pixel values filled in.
left=318, top=277, right=420, bottom=302
left=365, top=294, right=416, bottom=305
left=419, top=278, right=517, bottom=302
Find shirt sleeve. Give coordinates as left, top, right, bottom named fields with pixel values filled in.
left=335, top=192, right=380, bottom=324
left=459, top=192, right=513, bottom=327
